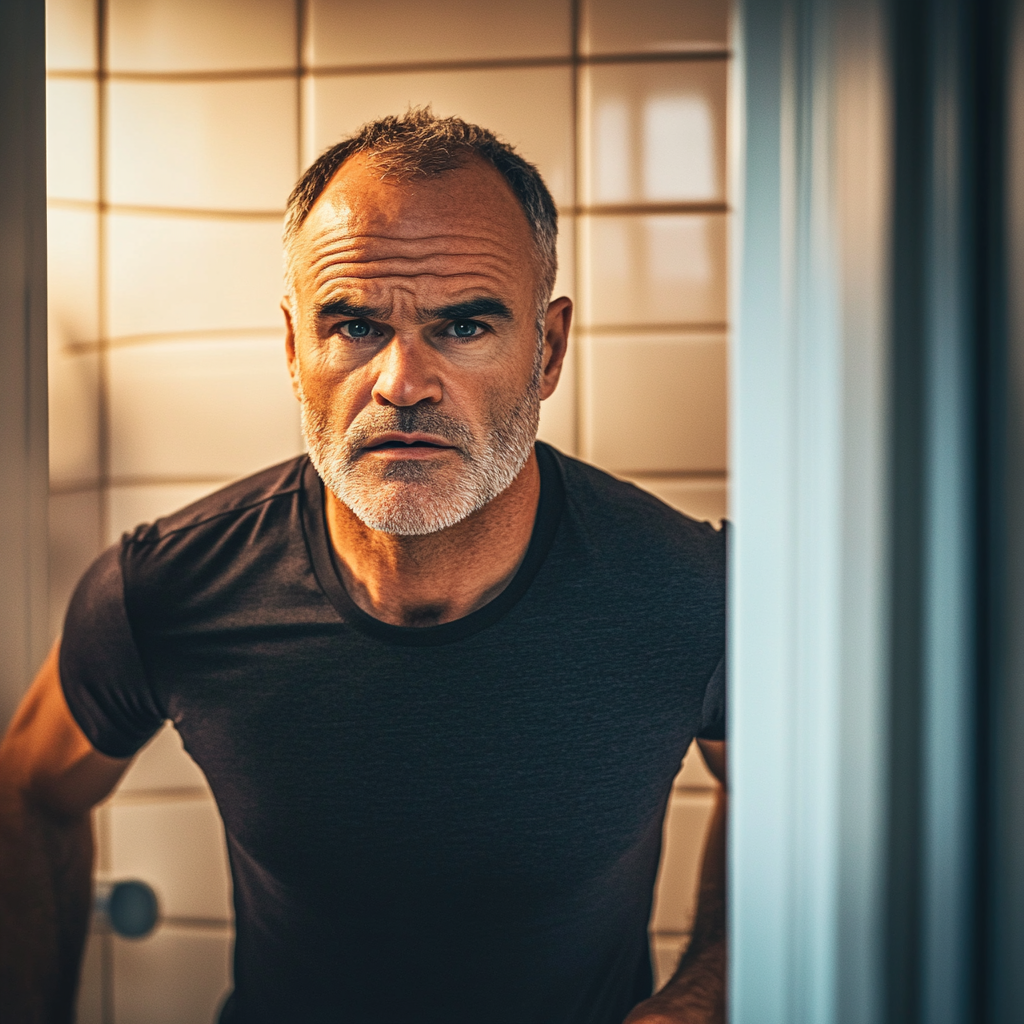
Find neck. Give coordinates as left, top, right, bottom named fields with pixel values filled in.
left=324, top=451, right=541, bottom=627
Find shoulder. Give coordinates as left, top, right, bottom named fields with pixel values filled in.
left=118, top=457, right=312, bottom=611
left=126, top=456, right=308, bottom=549
left=544, top=444, right=726, bottom=576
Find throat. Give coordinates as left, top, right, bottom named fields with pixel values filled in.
left=322, top=452, right=541, bottom=628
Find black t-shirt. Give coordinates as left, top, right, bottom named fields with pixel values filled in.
left=61, top=443, right=726, bottom=1024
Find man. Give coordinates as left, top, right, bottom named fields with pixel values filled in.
left=0, top=110, right=726, bottom=1024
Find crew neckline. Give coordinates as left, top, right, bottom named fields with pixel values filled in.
left=300, top=442, right=565, bottom=647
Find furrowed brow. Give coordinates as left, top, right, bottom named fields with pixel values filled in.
left=314, top=298, right=388, bottom=321
left=420, top=298, right=514, bottom=322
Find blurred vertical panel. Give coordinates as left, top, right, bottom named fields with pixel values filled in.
left=731, top=0, right=892, bottom=1020
left=0, top=0, right=49, bottom=731
left=985, top=0, right=1024, bottom=1018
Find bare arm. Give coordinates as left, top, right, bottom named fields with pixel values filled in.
left=624, top=738, right=727, bottom=1024
left=0, top=641, right=130, bottom=1023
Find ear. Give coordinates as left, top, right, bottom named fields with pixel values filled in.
left=282, top=298, right=302, bottom=401
left=539, top=296, right=572, bottom=401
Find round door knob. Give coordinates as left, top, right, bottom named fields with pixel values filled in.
left=95, top=879, right=159, bottom=938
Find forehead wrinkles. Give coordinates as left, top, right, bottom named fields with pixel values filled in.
left=306, top=229, right=520, bottom=290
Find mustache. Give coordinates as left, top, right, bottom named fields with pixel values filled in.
left=345, top=405, right=477, bottom=454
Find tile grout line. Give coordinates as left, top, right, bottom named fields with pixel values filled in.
left=55, top=322, right=728, bottom=358
left=93, top=5, right=112, bottom=1017
left=295, top=0, right=306, bottom=177
left=570, top=0, right=581, bottom=458
left=63, top=326, right=286, bottom=353
left=46, top=197, right=730, bottom=221
left=45, top=49, right=732, bottom=83
left=95, top=0, right=111, bottom=562
left=47, top=198, right=284, bottom=220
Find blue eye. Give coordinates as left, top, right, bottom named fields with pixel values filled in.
left=346, top=320, right=372, bottom=338
left=451, top=320, right=478, bottom=337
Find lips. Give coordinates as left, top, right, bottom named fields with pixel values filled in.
left=361, top=433, right=456, bottom=453
left=368, top=439, right=447, bottom=450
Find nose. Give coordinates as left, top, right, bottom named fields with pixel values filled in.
left=371, top=335, right=443, bottom=408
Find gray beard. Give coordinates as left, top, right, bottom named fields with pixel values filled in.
left=298, top=360, right=541, bottom=537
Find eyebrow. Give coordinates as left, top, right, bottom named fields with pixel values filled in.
left=313, top=298, right=387, bottom=321
left=419, top=298, right=514, bottom=322
left=313, top=296, right=515, bottom=324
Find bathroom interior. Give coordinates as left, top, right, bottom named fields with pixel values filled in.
left=9, top=0, right=1023, bottom=1019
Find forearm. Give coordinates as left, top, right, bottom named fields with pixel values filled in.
left=665, top=788, right=726, bottom=1005
left=0, top=787, right=94, bottom=1023
left=625, top=787, right=727, bottom=1024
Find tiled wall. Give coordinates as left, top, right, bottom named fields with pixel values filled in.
left=45, top=0, right=729, bottom=1019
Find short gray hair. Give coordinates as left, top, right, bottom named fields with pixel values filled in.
left=283, top=108, right=559, bottom=322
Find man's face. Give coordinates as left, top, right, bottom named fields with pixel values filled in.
left=284, top=152, right=561, bottom=536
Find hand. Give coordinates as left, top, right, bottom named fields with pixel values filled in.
left=622, top=988, right=724, bottom=1024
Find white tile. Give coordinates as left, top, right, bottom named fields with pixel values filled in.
left=49, top=489, right=102, bottom=640
left=112, top=924, right=233, bottom=1024
left=107, top=79, right=298, bottom=212
left=650, top=932, right=691, bottom=991
left=580, top=0, right=729, bottom=55
left=105, top=481, right=232, bottom=546
left=649, top=790, right=716, bottom=933
left=583, top=333, right=727, bottom=473
left=49, top=347, right=100, bottom=487
left=75, top=926, right=105, bottom=1024
left=106, top=214, right=286, bottom=338
left=581, top=61, right=727, bottom=206
left=554, top=212, right=576, bottom=302
left=117, top=722, right=210, bottom=794
left=93, top=803, right=113, bottom=875
left=108, top=796, right=233, bottom=921
left=46, top=78, right=99, bottom=202
left=108, top=0, right=295, bottom=72
left=47, top=205, right=99, bottom=345
left=108, top=336, right=301, bottom=480
left=46, top=0, right=97, bottom=71
left=673, top=738, right=720, bottom=789
left=580, top=213, right=727, bottom=327
left=307, top=0, right=571, bottom=67
left=624, top=476, right=727, bottom=525
left=309, top=66, right=575, bottom=208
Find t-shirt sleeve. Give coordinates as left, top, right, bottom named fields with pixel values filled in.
left=59, top=542, right=165, bottom=758
left=697, top=655, right=726, bottom=741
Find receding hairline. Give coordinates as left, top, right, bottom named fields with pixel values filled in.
left=282, top=110, right=559, bottom=328
left=292, top=150, right=536, bottom=243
